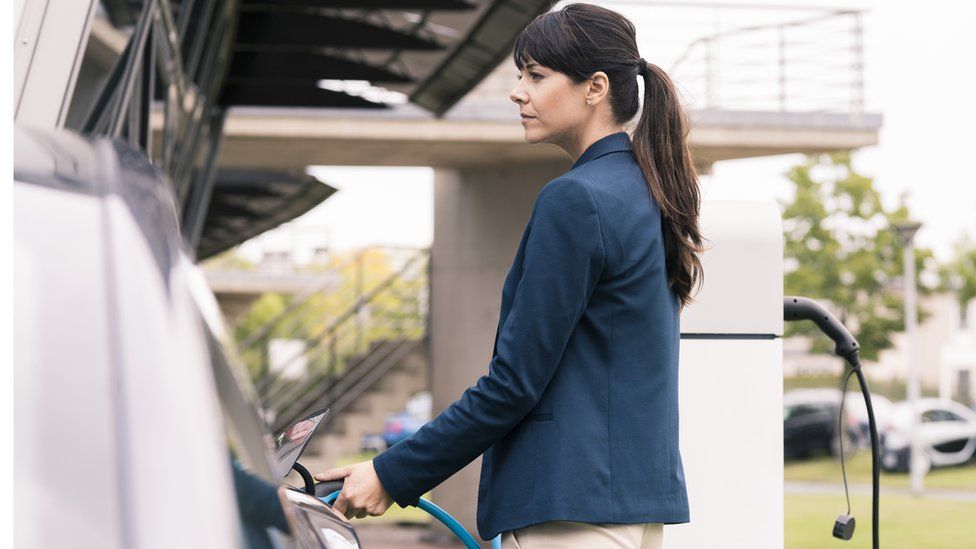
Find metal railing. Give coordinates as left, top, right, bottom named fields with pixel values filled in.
left=598, top=1, right=869, bottom=115
left=232, top=246, right=430, bottom=429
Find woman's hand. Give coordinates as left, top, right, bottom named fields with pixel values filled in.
left=315, top=460, right=394, bottom=520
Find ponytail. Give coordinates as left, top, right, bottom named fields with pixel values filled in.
left=632, top=59, right=704, bottom=310
left=512, top=4, right=704, bottom=309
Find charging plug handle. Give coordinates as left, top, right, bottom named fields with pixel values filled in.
left=783, top=296, right=860, bottom=364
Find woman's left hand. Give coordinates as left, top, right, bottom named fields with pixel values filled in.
left=315, top=460, right=394, bottom=520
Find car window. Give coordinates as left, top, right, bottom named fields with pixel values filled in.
left=786, top=404, right=829, bottom=420
left=943, top=410, right=965, bottom=422
left=922, top=409, right=966, bottom=423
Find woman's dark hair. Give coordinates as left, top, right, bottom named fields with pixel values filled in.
left=513, top=3, right=704, bottom=309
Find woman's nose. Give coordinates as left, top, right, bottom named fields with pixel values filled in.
left=510, top=84, right=526, bottom=105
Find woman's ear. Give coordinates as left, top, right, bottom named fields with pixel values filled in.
left=584, top=71, right=610, bottom=105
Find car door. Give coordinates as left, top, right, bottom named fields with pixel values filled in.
left=785, top=403, right=835, bottom=454
left=919, top=407, right=976, bottom=467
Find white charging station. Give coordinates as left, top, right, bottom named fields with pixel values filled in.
left=667, top=199, right=785, bottom=548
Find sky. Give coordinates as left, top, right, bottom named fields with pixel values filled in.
left=238, top=0, right=976, bottom=264
left=702, top=0, right=976, bottom=261
left=238, top=166, right=434, bottom=263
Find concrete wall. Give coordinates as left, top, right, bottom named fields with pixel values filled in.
left=428, top=159, right=569, bottom=542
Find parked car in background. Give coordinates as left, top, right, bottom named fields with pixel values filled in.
left=843, top=391, right=894, bottom=452
left=382, top=391, right=432, bottom=448
left=785, top=393, right=836, bottom=459
left=880, top=398, right=976, bottom=473
left=784, top=389, right=893, bottom=460
left=360, top=433, right=387, bottom=453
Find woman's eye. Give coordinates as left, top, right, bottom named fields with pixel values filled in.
left=530, top=72, right=543, bottom=80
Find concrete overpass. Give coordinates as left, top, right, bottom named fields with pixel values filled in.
left=181, top=60, right=882, bottom=171
left=204, top=269, right=341, bottom=323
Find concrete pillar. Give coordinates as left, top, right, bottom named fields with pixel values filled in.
left=428, top=160, right=569, bottom=543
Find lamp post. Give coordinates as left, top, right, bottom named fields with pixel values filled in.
left=893, top=220, right=923, bottom=494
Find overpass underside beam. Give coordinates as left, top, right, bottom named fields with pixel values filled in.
left=184, top=109, right=881, bottom=170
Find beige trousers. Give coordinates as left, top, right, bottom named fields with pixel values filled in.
left=501, top=521, right=664, bottom=549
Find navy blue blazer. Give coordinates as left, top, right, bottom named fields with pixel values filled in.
left=373, top=131, right=690, bottom=540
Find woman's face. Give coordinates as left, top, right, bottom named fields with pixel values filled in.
left=510, top=62, right=589, bottom=146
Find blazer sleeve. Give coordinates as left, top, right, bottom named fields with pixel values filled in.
left=372, top=177, right=606, bottom=507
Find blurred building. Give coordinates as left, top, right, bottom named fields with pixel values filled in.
left=940, top=300, right=976, bottom=406
left=784, top=292, right=976, bottom=406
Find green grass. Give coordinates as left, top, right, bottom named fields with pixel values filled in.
left=786, top=492, right=976, bottom=548
left=785, top=452, right=976, bottom=491
left=783, top=374, right=941, bottom=402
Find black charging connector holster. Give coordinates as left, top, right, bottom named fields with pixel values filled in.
left=833, top=514, right=856, bottom=540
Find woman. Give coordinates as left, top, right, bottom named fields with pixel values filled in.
left=315, top=3, right=703, bottom=548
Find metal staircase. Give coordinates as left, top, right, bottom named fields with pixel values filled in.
left=237, top=247, right=430, bottom=441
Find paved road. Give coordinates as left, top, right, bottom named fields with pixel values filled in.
left=355, top=524, right=475, bottom=548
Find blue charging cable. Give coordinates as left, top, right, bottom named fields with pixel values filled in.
left=321, top=491, right=502, bottom=549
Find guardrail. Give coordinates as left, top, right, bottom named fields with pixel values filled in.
left=599, top=1, right=868, bottom=115
left=225, top=246, right=430, bottom=427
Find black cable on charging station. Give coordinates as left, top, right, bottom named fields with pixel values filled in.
left=784, top=296, right=880, bottom=549
left=838, top=367, right=856, bottom=519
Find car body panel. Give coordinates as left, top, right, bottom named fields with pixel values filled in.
left=14, top=125, right=357, bottom=548
left=783, top=389, right=892, bottom=459
left=881, top=398, right=976, bottom=471
left=15, top=127, right=242, bottom=548
left=15, top=158, right=126, bottom=549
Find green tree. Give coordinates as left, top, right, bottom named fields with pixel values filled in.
left=232, top=247, right=428, bottom=382
left=298, top=247, right=423, bottom=375
left=781, top=151, right=934, bottom=361
left=234, top=292, right=295, bottom=378
left=940, top=236, right=976, bottom=318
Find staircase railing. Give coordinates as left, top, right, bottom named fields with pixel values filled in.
left=272, top=337, right=422, bottom=432
left=234, top=246, right=429, bottom=429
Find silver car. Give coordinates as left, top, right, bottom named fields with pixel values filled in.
left=14, top=126, right=356, bottom=548
left=880, top=398, right=976, bottom=473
